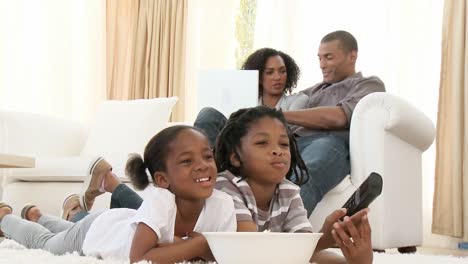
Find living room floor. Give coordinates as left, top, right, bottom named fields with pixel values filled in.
left=387, top=247, right=468, bottom=257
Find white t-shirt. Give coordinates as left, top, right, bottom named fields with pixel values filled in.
left=82, top=187, right=236, bottom=260
left=258, top=93, right=309, bottom=111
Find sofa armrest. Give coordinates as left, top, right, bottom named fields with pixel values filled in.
left=346, top=93, right=436, bottom=248
left=0, top=111, right=87, bottom=156
left=311, top=93, right=435, bottom=249
left=349, top=92, right=435, bottom=184
left=354, top=92, right=435, bottom=151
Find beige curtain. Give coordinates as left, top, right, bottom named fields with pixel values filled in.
left=107, top=0, right=187, bottom=121
left=107, top=0, right=138, bottom=100
left=433, top=0, right=468, bottom=240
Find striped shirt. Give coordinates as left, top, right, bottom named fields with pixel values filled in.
left=215, top=170, right=313, bottom=233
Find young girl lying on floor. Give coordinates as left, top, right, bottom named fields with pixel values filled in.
left=214, top=106, right=373, bottom=264
left=0, top=125, right=236, bottom=264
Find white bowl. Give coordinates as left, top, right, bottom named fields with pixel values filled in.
left=203, top=232, right=323, bottom=264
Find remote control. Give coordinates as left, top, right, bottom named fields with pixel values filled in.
left=342, top=172, right=383, bottom=217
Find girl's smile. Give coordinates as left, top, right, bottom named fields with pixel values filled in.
left=159, top=129, right=217, bottom=200
left=194, top=176, right=213, bottom=187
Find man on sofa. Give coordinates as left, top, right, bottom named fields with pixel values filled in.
left=283, top=30, right=385, bottom=215
left=195, top=30, right=385, bottom=216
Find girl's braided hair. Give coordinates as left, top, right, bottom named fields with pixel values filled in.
left=214, top=106, right=309, bottom=185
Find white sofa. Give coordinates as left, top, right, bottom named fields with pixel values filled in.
left=0, top=97, right=178, bottom=216
left=309, top=92, right=435, bottom=251
left=0, top=92, right=435, bottom=251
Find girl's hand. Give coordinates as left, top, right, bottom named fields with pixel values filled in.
left=187, top=231, right=203, bottom=239
left=173, top=235, right=184, bottom=243
left=332, top=214, right=373, bottom=264
left=187, top=232, right=215, bottom=261
left=158, top=236, right=185, bottom=248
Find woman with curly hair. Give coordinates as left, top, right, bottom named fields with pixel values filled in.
left=195, top=48, right=308, bottom=146
left=241, top=48, right=308, bottom=111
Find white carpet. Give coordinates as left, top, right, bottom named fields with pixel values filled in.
left=0, top=239, right=211, bottom=264
left=0, top=239, right=466, bottom=264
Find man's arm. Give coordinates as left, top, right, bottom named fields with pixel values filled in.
left=283, top=106, right=348, bottom=130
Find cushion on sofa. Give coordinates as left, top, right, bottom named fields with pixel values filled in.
left=81, top=97, right=178, bottom=157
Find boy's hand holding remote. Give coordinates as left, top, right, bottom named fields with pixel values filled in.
left=332, top=213, right=373, bottom=264
left=341, top=173, right=383, bottom=218
left=317, top=172, right=383, bottom=251
left=317, top=208, right=370, bottom=250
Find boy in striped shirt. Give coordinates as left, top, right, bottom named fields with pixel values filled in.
left=213, top=106, right=373, bottom=264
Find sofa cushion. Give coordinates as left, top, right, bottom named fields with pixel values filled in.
left=326, top=174, right=352, bottom=195
left=80, top=97, right=178, bottom=160
left=0, top=111, right=87, bottom=156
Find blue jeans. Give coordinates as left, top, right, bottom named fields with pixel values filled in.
left=193, top=107, right=350, bottom=216
left=296, top=134, right=350, bottom=216
left=194, top=107, right=227, bottom=147
left=70, top=184, right=143, bottom=222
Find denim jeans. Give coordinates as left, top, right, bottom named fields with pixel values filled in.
left=295, top=134, right=350, bottom=217
left=193, top=107, right=350, bottom=217
left=194, top=107, right=227, bottom=147
left=70, top=184, right=143, bottom=223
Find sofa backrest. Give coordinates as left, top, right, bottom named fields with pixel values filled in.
left=80, top=97, right=178, bottom=175
left=0, top=111, right=87, bottom=157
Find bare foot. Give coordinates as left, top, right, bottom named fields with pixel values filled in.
left=25, top=206, right=42, bottom=222
left=103, top=171, right=121, bottom=193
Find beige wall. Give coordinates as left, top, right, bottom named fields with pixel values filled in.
left=0, top=0, right=106, bottom=124
left=184, top=0, right=238, bottom=122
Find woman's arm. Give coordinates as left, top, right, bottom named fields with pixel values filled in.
left=129, top=223, right=211, bottom=264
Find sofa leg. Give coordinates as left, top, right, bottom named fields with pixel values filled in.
left=397, top=246, right=417, bottom=254
left=373, top=249, right=385, bottom=253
